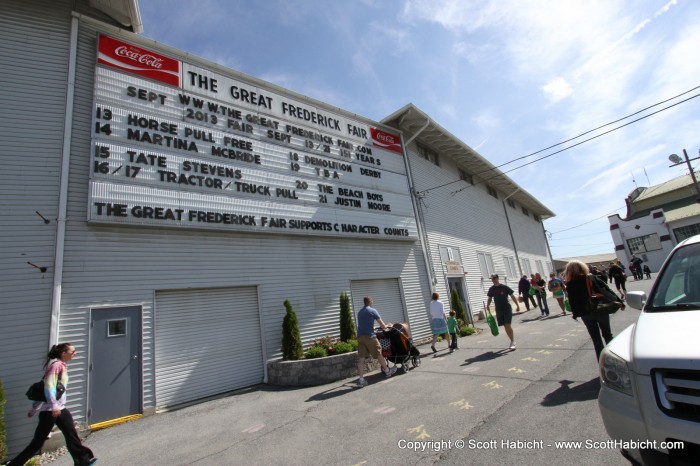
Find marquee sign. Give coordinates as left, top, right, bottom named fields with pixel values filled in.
left=89, top=35, right=416, bottom=240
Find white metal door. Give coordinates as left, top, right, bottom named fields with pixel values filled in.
left=351, top=279, right=406, bottom=325
left=154, top=286, right=262, bottom=408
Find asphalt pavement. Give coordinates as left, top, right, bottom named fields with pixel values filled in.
left=48, top=276, right=655, bottom=466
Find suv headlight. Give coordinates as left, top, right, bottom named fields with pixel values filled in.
left=599, top=349, right=633, bottom=396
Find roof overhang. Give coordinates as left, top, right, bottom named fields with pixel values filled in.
left=382, top=104, right=555, bottom=220
left=89, top=0, right=143, bottom=33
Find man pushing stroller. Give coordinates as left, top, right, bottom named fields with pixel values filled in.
left=356, top=296, right=398, bottom=387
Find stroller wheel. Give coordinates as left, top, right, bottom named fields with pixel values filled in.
left=412, top=355, right=421, bottom=368
left=402, top=363, right=409, bottom=373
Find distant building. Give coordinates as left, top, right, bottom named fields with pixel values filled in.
left=608, top=172, right=700, bottom=272
left=553, top=253, right=618, bottom=274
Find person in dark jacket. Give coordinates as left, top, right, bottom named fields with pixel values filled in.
left=564, top=260, right=625, bottom=361
left=518, top=275, right=537, bottom=311
left=608, top=261, right=627, bottom=299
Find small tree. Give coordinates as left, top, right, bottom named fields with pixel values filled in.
left=282, top=300, right=303, bottom=360
left=339, top=292, right=356, bottom=342
left=450, top=288, right=467, bottom=326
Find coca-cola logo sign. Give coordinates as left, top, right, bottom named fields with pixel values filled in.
left=98, top=35, right=181, bottom=87
left=370, top=127, right=402, bottom=154
left=114, top=46, right=164, bottom=69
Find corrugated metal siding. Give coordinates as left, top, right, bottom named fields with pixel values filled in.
left=406, top=142, right=552, bottom=318
left=154, top=287, right=262, bottom=408
left=0, top=0, right=72, bottom=455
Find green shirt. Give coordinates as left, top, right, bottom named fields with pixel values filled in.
left=447, top=316, right=458, bottom=333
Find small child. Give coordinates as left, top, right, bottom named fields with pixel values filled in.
left=447, top=310, right=459, bottom=352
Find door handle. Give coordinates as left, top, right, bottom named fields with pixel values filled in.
left=132, top=355, right=139, bottom=360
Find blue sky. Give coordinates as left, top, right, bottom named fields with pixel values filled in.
left=138, top=0, right=700, bottom=259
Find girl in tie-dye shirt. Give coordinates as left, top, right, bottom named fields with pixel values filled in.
left=6, top=343, right=96, bottom=466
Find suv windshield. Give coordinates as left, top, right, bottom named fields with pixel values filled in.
left=649, top=242, right=700, bottom=311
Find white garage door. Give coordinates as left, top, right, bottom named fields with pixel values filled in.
left=155, top=286, right=263, bottom=408
left=351, top=279, right=406, bottom=326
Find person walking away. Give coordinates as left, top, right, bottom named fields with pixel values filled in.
left=429, top=292, right=449, bottom=353
left=486, top=275, right=520, bottom=350
left=608, top=261, right=627, bottom=299
left=534, top=273, right=550, bottom=316
left=518, top=275, right=537, bottom=311
left=548, top=272, right=567, bottom=315
left=564, top=261, right=625, bottom=362
left=643, top=264, right=651, bottom=279
left=447, top=310, right=459, bottom=352
left=631, top=255, right=644, bottom=280
left=355, top=296, right=398, bottom=387
left=6, top=343, right=97, bottom=466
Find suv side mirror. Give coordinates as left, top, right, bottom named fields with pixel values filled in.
left=626, top=291, right=646, bottom=310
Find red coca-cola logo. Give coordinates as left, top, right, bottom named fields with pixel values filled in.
left=98, top=35, right=181, bottom=87
left=114, top=46, right=164, bottom=69
left=370, top=127, right=402, bottom=154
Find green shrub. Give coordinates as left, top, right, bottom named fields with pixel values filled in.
left=332, top=341, right=354, bottom=355
left=305, top=345, right=328, bottom=359
left=460, top=326, right=477, bottom=336
left=347, top=339, right=359, bottom=351
left=282, top=300, right=303, bottom=361
left=0, top=379, right=6, bottom=462
left=450, top=288, right=467, bottom=325
left=339, top=292, right=356, bottom=341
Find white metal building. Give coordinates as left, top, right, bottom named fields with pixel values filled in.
left=383, top=106, right=555, bottom=317
left=608, top=172, right=700, bottom=272
left=0, top=0, right=554, bottom=455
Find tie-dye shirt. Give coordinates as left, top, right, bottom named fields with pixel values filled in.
left=42, top=360, right=68, bottom=411
left=548, top=278, right=565, bottom=297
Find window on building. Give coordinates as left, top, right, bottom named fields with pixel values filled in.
left=417, top=143, right=439, bottom=166
left=673, top=223, right=700, bottom=242
left=459, top=169, right=473, bottom=185
left=507, top=199, right=516, bottom=209
left=535, top=260, right=544, bottom=276
left=487, top=186, right=498, bottom=199
left=522, top=258, right=532, bottom=276
left=522, top=207, right=529, bottom=217
left=477, top=252, right=495, bottom=278
left=627, top=233, right=662, bottom=254
left=503, top=256, right=517, bottom=279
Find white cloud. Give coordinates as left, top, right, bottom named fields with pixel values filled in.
left=542, top=77, right=573, bottom=103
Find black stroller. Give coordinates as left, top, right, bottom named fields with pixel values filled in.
left=376, top=323, right=420, bottom=373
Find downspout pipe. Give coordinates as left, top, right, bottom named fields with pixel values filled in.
left=49, top=16, right=79, bottom=346
left=399, top=118, right=435, bottom=290
left=502, top=189, right=521, bottom=280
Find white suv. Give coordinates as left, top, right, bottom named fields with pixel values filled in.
left=598, top=234, right=700, bottom=465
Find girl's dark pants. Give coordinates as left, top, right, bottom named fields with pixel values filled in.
left=7, top=409, right=94, bottom=466
left=581, top=313, right=613, bottom=361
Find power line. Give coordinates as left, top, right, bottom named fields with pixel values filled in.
left=450, top=91, right=700, bottom=196
left=549, top=207, right=624, bottom=234
left=417, top=85, right=700, bottom=196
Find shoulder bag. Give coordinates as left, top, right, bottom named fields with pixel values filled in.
left=586, top=275, right=621, bottom=314
left=26, top=364, right=65, bottom=402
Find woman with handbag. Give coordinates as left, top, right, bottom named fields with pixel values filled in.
left=7, top=343, right=97, bottom=466
left=564, top=260, right=625, bottom=362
